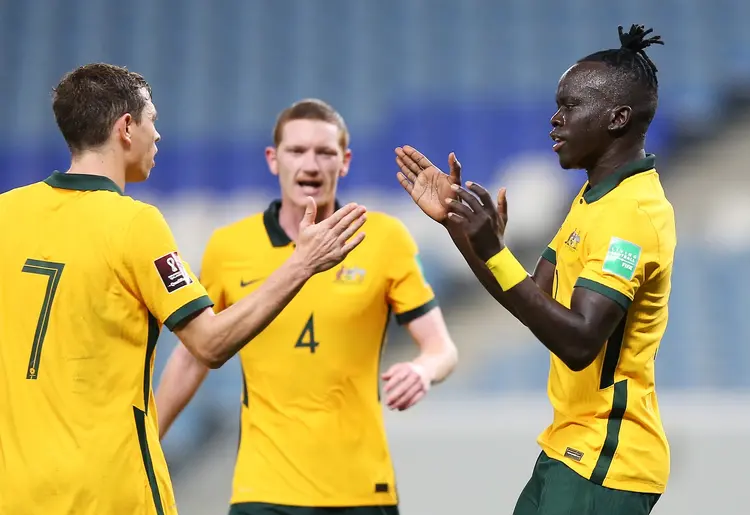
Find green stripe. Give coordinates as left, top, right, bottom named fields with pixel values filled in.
left=143, top=314, right=160, bottom=410
left=377, top=308, right=392, bottom=402
left=541, top=247, right=557, bottom=265
left=574, top=278, right=631, bottom=311
left=133, top=407, right=165, bottom=515
left=590, top=379, right=628, bottom=485
left=600, top=319, right=626, bottom=389
left=395, top=298, right=437, bottom=325
left=163, top=295, right=214, bottom=331
left=240, top=362, right=249, bottom=408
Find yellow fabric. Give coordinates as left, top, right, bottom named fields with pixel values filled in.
left=537, top=161, right=675, bottom=494
left=201, top=203, right=436, bottom=507
left=485, top=247, right=529, bottom=291
left=0, top=174, right=211, bottom=515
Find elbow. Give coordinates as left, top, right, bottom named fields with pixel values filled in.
left=189, top=344, right=230, bottom=370
left=559, top=339, right=602, bottom=373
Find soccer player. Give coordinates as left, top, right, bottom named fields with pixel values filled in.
left=155, top=99, right=458, bottom=515
left=0, top=65, right=367, bottom=515
left=395, top=25, right=672, bottom=515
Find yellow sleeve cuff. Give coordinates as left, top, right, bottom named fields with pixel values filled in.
left=485, top=248, right=529, bottom=291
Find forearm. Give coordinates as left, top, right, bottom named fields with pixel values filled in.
left=155, top=343, right=209, bottom=439
left=412, top=347, right=457, bottom=384
left=446, top=224, right=523, bottom=319
left=179, top=254, right=312, bottom=368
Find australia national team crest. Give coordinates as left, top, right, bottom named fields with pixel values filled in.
left=564, top=229, right=581, bottom=251
left=154, top=251, right=193, bottom=293
left=334, top=265, right=366, bottom=285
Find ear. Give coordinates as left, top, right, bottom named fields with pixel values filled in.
left=115, top=113, right=133, bottom=144
left=609, top=105, right=632, bottom=132
left=265, top=146, right=278, bottom=176
left=339, top=148, right=352, bottom=179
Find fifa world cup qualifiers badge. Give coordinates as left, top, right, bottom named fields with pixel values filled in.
left=154, top=251, right=193, bottom=293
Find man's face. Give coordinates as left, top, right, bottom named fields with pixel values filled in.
left=549, top=62, right=615, bottom=170
left=125, top=88, right=160, bottom=183
left=267, top=119, right=351, bottom=210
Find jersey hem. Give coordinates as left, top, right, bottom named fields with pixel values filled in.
left=574, top=277, right=632, bottom=311
left=229, top=496, right=399, bottom=508
left=395, top=298, right=437, bottom=325
left=164, top=295, right=214, bottom=331
left=539, top=444, right=666, bottom=494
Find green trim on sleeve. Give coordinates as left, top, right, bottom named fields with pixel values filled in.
left=574, top=278, right=631, bottom=311
left=164, top=295, right=214, bottom=331
left=395, top=298, right=438, bottom=325
left=541, top=247, right=557, bottom=265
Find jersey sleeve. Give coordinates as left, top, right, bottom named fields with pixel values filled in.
left=575, top=205, right=658, bottom=311
left=385, top=218, right=438, bottom=325
left=199, top=230, right=227, bottom=313
left=541, top=225, right=564, bottom=265
left=125, top=205, right=214, bottom=331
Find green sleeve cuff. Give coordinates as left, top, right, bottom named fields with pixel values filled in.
left=395, top=298, right=438, bottom=325
left=541, top=247, right=556, bottom=265
left=574, top=278, right=631, bottom=311
left=164, top=295, right=214, bottom=331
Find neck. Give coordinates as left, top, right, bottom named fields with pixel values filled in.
left=67, top=147, right=127, bottom=192
left=585, top=140, right=646, bottom=188
left=278, top=197, right=336, bottom=242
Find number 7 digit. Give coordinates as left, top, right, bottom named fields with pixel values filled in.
left=22, top=259, right=65, bottom=380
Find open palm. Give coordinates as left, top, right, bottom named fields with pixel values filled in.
left=395, top=145, right=462, bottom=223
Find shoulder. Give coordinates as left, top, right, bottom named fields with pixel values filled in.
left=204, top=212, right=266, bottom=259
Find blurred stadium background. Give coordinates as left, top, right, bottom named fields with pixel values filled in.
left=3, top=0, right=750, bottom=513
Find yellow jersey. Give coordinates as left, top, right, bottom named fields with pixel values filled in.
left=200, top=200, right=437, bottom=508
left=0, top=172, right=213, bottom=515
left=538, top=155, right=675, bottom=494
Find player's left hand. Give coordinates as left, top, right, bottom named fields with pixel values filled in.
left=445, top=182, right=508, bottom=262
left=381, top=362, right=431, bottom=411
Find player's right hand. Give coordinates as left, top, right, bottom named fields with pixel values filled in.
left=295, top=197, right=367, bottom=274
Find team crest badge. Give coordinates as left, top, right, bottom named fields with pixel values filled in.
left=335, top=265, right=366, bottom=284
left=564, top=229, right=581, bottom=251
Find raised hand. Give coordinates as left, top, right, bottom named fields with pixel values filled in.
left=446, top=182, right=509, bottom=262
left=295, top=197, right=367, bottom=274
left=395, top=145, right=462, bottom=224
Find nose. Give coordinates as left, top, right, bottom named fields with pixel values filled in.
left=550, top=108, right=563, bottom=128
left=155, top=129, right=161, bottom=143
left=300, top=149, right=320, bottom=172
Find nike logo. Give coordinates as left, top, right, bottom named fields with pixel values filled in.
left=240, top=278, right=263, bottom=287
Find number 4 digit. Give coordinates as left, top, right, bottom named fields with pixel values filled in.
left=294, top=314, right=319, bottom=354
left=22, top=259, right=65, bottom=380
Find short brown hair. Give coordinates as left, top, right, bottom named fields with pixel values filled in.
left=52, top=63, right=152, bottom=153
left=272, top=99, right=350, bottom=151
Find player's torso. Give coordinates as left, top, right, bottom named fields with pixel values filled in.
left=0, top=178, right=175, bottom=514
left=541, top=169, right=675, bottom=493
left=214, top=210, right=398, bottom=506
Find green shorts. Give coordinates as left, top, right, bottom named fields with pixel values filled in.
left=513, top=452, right=661, bottom=515
left=228, top=503, right=399, bottom=515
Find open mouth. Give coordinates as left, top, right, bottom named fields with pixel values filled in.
left=297, top=180, right=323, bottom=194
left=550, top=135, right=566, bottom=153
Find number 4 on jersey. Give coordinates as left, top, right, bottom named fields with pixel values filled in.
left=294, top=314, right=319, bottom=354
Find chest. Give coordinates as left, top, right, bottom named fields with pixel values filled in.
left=552, top=201, right=602, bottom=300
left=221, top=246, right=388, bottom=323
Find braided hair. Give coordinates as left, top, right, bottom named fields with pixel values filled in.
left=580, top=24, right=664, bottom=90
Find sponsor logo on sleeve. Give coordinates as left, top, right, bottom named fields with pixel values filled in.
left=602, top=237, right=641, bottom=281
left=154, top=251, right=193, bottom=293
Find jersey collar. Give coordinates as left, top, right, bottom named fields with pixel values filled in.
left=263, top=199, right=342, bottom=248
left=44, top=171, right=123, bottom=195
left=582, top=154, right=656, bottom=204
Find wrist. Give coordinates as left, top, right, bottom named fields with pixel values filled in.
left=476, top=241, right=504, bottom=262
left=286, top=252, right=315, bottom=282
left=485, top=247, right=528, bottom=291
left=409, top=361, right=432, bottom=388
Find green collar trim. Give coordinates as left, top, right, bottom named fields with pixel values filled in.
left=583, top=154, right=656, bottom=203
left=263, top=199, right=342, bottom=248
left=44, top=171, right=123, bottom=195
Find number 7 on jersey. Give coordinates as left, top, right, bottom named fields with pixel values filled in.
left=22, top=259, right=65, bottom=380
